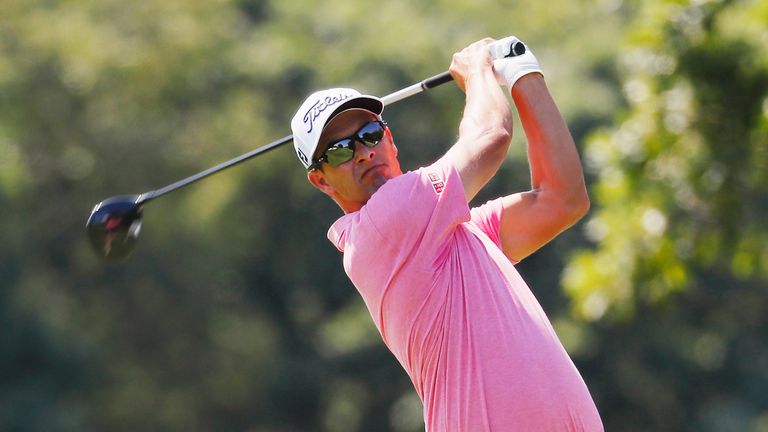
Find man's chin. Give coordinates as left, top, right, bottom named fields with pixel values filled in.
left=371, top=175, right=390, bottom=190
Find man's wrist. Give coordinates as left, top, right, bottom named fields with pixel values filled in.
left=495, top=62, right=544, bottom=89
left=510, top=71, right=544, bottom=90
left=466, top=66, right=503, bottom=87
left=510, top=73, right=549, bottom=107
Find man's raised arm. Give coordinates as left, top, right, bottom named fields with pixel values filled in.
left=498, top=71, right=590, bottom=263
left=445, top=38, right=514, bottom=202
left=444, top=36, right=589, bottom=263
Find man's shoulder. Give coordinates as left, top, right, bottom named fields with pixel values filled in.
left=328, top=157, right=465, bottom=252
left=377, top=157, right=457, bottom=197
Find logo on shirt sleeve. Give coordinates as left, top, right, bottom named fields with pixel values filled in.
left=427, top=172, right=445, bottom=194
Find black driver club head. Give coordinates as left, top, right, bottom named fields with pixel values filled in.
left=86, top=195, right=143, bottom=260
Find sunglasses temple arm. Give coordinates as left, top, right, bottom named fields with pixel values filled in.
left=380, top=71, right=454, bottom=106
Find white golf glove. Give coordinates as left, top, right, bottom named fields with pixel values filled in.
left=488, top=36, right=543, bottom=88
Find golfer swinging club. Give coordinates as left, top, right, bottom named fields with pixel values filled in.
left=291, top=36, right=603, bottom=431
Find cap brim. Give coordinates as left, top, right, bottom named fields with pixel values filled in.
left=327, top=96, right=383, bottom=123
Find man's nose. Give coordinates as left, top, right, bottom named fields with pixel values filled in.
left=355, top=141, right=376, bottom=163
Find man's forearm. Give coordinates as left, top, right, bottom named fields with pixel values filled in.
left=511, top=74, right=589, bottom=214
left=460, top=68, right=513, bottom=142
left=449, top=67, right=513, bottom=201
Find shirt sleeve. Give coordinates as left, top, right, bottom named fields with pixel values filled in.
left=360, top=155, right=470, bottom=263
left=470, top=196, right=518, bottom=265
left=469, top=196, right=505, bottom=251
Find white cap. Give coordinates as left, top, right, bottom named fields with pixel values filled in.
left=291, top=88, right=383, bottom=169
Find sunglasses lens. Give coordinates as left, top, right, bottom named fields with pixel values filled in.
left=357, top=122, right=386, bottom=146
left=325, top=139, right=355, bottom=166
left=317, top=121, right=387, bottom=168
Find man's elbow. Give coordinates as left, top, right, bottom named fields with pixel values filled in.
left=485, top=126, right=512, bottom=157
left=562, top=188, right=590, bottom=224
left=544, top=185, right=589, bottom=228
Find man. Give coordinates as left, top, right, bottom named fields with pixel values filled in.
left=291, top=36, right=603, bottom=431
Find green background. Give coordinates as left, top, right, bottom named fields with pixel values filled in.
left=1, top=0, right=767, bottom=430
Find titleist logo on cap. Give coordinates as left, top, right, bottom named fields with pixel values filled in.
left=302, top=92, right=354, bottom=134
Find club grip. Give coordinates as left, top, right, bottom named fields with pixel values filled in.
left=421, top=71, right=454, bottom=90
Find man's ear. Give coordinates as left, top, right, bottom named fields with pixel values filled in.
left=307, top=169, right=335, bottom=196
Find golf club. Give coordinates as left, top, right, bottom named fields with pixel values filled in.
left=86, top=71, right=455, bottom=260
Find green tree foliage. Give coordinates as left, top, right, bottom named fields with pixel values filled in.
left=563, top=0, right=768, bottom=430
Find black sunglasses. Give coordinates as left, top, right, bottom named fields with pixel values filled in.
left=309, top=120, right=388, bottom=171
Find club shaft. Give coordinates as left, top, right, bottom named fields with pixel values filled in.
left=138, top=135, right=291, bottom=204
left=380, top=71, right=454, bottom=105
left=135, top=71, right=454, bottom=205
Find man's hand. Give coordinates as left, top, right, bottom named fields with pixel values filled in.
left=449, top=38, right=496, bottom=93
left=488, top=36, right=543, bottom=88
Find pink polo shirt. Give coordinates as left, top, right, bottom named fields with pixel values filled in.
left=328, top=156, right=603, bottom=431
